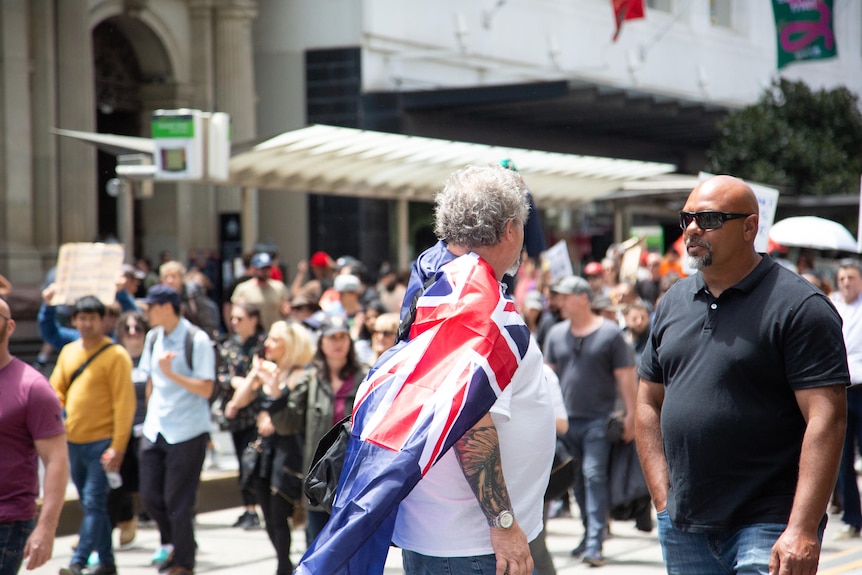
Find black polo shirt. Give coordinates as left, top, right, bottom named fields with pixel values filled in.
left=639, top=255, right=849, bottom=532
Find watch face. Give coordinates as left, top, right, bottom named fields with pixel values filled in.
left=500, top=511, right=514, bottom=529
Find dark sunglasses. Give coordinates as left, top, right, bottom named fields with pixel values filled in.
left=679, top=211, right=752, bottom=231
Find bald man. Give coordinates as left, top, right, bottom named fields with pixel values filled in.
left=636, top=176, right=849, bottom=575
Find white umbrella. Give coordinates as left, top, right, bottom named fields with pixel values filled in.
left=769, top=216, right=858, bottom=252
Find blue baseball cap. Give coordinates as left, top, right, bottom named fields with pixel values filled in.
left=142, top=284, right=180, bottom=307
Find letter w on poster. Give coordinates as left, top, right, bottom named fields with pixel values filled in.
left=51, top=243, right=124, bottom=306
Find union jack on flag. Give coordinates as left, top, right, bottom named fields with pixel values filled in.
left=295, top=252, right=531, bottom=575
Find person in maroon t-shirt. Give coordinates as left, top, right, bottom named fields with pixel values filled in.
left=0, top=295, right=69, bottom=574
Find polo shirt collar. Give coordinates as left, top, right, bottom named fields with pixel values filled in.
left=690, top=253, right=776, bottom=296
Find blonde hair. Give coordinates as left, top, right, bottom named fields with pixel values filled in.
left=268, top=320, right=314, bottom=369
left=374, top=313, right=400, bottom=334
left=159, top=260, right=186, bottom=280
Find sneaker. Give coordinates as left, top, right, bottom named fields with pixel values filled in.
left=151, top=545, right=174, bottom=566
left=239, top=511, right=261, bottom=530
left=118, top=519, right=137, bottom=548
left=59, top=564, right=84, bottom=575
left=582, top=553, right=606, bottom=567
left=570, top=538, right=587, bottom=557
left=89, top=563, right=118, bottom=575
left=88, top=552, right=100, bottom=567
left=835, top=525, right=861, bottom=540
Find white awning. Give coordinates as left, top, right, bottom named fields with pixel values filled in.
left=50, top=128, right=156, bottom=155
left=229, top=124, right=676, bottom=207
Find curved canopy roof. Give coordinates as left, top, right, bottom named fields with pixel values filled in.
left=228, top=124, right=676, bottom=207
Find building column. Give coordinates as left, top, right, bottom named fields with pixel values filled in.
left=0, top=2, right=44, bottom=283
left=214, top=0, right=258, bottom=252
left=31, top=0, right=59, bottom=261
left=56, top=0, right=96, bottom=244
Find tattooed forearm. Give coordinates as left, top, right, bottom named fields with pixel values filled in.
left=453, top=416, right=512, bottom=522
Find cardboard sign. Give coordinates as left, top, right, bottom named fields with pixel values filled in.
left=51, top=243, right=124, bottom=306
left=542, top=239, right=574, bottom=283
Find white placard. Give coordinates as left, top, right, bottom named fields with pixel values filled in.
left=51, top=243, right=124, bottom=306
left=542, top=239, right=574, bottom=282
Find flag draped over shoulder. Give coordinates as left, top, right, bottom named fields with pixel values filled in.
left=295, top=252, right=532, bottom=575
left=612, top=0, right=645, bottom=41
left=772, top=0, right=836, bottom=69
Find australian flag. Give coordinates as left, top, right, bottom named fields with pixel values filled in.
left=295, top=252, right=532, bottom=574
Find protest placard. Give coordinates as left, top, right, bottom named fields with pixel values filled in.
left=50, top=243, right=124, bottom=306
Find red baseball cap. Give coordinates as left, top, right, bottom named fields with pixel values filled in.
left=584, top=262, right=603, bottom=276
left=309, top=251, right=332, bottom=268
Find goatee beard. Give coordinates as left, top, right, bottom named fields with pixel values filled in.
left=686, top=241, right=712, bottom=270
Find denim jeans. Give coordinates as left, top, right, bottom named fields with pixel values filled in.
left=656, top=509, right=823, bottom=575
left=68, top=438, right=113, bottom=566
left=402, top=550, right=497, bottom=575
left=838, top=387, right=862, bottom=529
left=0, top=519, right=34, bottom=575
left=564, top=417, right=611, bottom=556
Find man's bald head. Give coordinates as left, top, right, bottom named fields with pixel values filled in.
left=682, top=175, right=761, bottom=275
left=688, top=175, right=759, bottom=217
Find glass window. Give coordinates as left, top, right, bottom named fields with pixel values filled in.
left=710, top=0, right=732, bottom=28
left=646, top=0, right=672, bottom=11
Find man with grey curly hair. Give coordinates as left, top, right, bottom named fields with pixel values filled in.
left=391, top=163, right=552, bottom=575
left=433, top=164, right=530, bottom=250
left=296, top=163, right=553, bottom=575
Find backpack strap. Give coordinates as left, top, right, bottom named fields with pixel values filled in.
left=147, top=324, right=198, bottom=371
left=396, top=273, right=439, bottom=343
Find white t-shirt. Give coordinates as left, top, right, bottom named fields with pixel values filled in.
left=831, top=293, right=862, bottom=385
left=392, top=338, right=555, bottom=556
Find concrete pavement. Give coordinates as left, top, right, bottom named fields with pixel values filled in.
left=41, top=507, right=665, bottom=575
left=47, top=429, right=862, bottom=574
left=39, top=503, right=862, bottom=575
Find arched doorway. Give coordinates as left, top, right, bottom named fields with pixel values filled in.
left=93, top=18, right=143, bottom=252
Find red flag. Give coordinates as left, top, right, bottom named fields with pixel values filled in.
left=612, top=0, right=645, bottom=41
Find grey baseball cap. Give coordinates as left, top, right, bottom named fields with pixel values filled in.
left=550, top=276, right=592, bottom=299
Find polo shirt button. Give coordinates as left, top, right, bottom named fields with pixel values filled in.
left=710, top=303, right=718, bottom=310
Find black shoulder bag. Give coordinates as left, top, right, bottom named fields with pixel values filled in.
left=304, top=415, right=352, bottom=512
left=67, top=342, right=115, bottom=390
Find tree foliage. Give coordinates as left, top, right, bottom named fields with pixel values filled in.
left=705, top=79, right=862, bottom=196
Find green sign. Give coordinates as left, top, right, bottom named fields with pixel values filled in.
left=772, top=0, right=836, bottom=69
left=152, top=116, right=195, bottom=138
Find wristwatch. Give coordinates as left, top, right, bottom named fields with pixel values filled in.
left=489, top=510, right=515, bottom=529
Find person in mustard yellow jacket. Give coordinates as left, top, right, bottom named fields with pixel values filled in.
left=51, top=296, right=135, bottom=575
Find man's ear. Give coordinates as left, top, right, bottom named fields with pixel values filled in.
left=744, top=214, right=759, bottom=240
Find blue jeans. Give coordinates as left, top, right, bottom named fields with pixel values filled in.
left=402, top=550, right=497, bottom=575
left=305, top=510, right=329, bottom=549
left=68, top=438, right=113, bottom=566
left=838, top=387, right=862, bottom=529
left=564, top=417, right=611, bottom=556
left=656, top=509, right=823, bottom=575
left=0, top=519, right=34, bottom=575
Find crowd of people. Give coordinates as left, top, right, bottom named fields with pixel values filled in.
left=0, top=167, right=855, bottom=575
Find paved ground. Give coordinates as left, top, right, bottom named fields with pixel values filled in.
left=43, top=430, right=862, bottom=574
left=36, top=506, right=862, bottom=575
left=40, top=507, right=664, bottom=575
